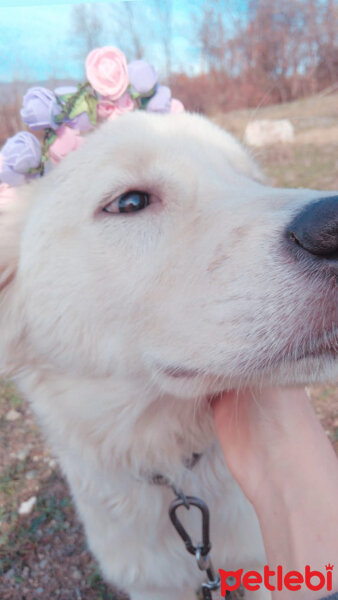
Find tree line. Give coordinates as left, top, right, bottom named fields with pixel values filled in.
left=1, top=0, right=337, bottom=145
left=70, top=0, right=338, bottom=113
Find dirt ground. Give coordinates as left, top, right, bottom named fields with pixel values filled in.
left=1, top=92, right=338, bottom=600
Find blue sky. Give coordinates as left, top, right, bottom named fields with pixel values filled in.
left=0, top=2, right=123, bottom=81
left=0, top=0, right=245, bottom=82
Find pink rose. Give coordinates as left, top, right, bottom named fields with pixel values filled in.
left=0, top=183, right=17, bottom=205
left=96, top=100, right=121, bottom=120
left=114, top=92, right=134, bottom=113
left=97, top=100, right=121, bottom=121
left=170, top=99, right=185, bottom=114
left=49, top=125, right=84, bottom=165
left=97, top=92, right=134, bottom=122
left=85, top=46, right=129, bottom=100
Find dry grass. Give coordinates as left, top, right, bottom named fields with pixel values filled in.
left=1, top=92, right=338, bottom=599
left=214, top=90, right=338, bottom=140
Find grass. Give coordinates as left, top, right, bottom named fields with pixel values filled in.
left=0, top=380, right=23, bottom=409
left=214, top=90, right=338, bottom=139
left=86, top=566, right=117, bottom=600
left=0, top=473, right=73, bottom=574
left=258, top=143, right=338, bottom=189
left=213, top=91, right=338, bottom=194
left=0, top=459, right=28, bottom=505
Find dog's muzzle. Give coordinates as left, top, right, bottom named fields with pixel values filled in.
left=286, top=195, right=338, bottom=273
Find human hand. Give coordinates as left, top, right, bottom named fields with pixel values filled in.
left=213, top=386, right=338, bottom=597
left=213, top=386, right=319, bottom=504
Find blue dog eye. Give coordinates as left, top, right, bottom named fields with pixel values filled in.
left=103, top=191, right=150, bottom=214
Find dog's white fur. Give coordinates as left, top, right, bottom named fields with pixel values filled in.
left=0, top=112, right=337, bottom=600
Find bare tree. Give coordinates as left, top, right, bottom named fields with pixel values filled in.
left=123, top=3, right=144, bottom=59
left=198, top=0, right=228, bottom=72
left=70, top=4, right=104, bottom=65
left=108, top=1, right=144, bottom=60
left=0, top=83, right=24, bottom=145
left=182, top=0, right=338, bottom=112
left=153, top=0, right=173, bottom=76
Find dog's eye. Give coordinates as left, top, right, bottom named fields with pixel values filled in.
left=103, top=191, right=150, bottom=214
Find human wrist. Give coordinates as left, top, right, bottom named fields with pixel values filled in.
left=248, top=390, right=338, bottom=504
left=252, top=458, right=338, bottom=596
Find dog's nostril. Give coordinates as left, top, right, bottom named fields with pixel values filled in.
left=286, top=195, right=338, bottom=259
left=288, top=231, right=301, bottom=246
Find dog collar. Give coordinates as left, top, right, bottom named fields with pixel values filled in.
left=149, top=452, right=203, bottom=488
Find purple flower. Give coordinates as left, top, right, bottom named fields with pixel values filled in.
left=0, top=132, right=42, bottom=186
left=128, top=60, right=158, bottom=96
left=54, top=86, right=78, bottom=99
left=146, top=85, right=171, bottom=113
left=67, top=112, right=93, bottom=133
left=20, top=86, right=61, bottom=131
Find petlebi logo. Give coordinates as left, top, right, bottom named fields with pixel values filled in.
left=219, top=564, right=334, bottom=594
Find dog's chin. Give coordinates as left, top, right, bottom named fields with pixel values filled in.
left=153, top=352, right=338, bottom=399
left=154, top=369, right=227, bottom=399
left=262, top=353, right=338, bottom=387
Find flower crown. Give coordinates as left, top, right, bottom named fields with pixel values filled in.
left=0, top=46, right=184, bottom=195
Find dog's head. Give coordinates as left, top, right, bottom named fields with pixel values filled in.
left=0, top=111, right=337, bottom=398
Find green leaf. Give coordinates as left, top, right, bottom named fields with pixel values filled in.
left=129, top=85, right=156, bottom=100
left=129, top=85, right=140, bottom=100
left=44, top=130, right=57, bottom=150
left=68, top=91, right=98, bottom=125
left=54, top=113, right=64, bottom=125
left=68, top=90, right=89, bottom=121
left=56, top=93, right=74, bottom=104
left=86, top=94, right=98, bottom=125
left=140, top=97, right=150, bottom=110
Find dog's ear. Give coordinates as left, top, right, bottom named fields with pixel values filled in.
left=0, top=185, right=32, bottom=291
left=0, top=184, right=34, bottom=374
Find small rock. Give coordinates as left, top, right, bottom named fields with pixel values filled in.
left=4, top=568, right=15, bottom=580
left=244, top=119, right=294, bottom=147
left=6, top=408, right=21, bottom=421
left=36, top=587, right=44, bottom=595
left=71, top=567, right=82, bottom=580
left=64, top=544, right=76, bottom=557
left=22, top=566, right=29, bottom=579
left=39, top=559, right=47, bottom=569
left=49, top=458, right=57, bottom=468
left=18, top=496, right=37, bottom=516
left=17, top=445, right=31, bottom=461
left=25, top=469, right=37, bottom=480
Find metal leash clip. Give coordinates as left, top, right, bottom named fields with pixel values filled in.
left=168, top=493, right=223, bottom=599
left=197, top=546, right=222, bottom=600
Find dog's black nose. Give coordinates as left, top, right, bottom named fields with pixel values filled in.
left=287, top=196, right=338, bottom=259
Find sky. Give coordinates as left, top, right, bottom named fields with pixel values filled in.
left=0, top=1, right=129, bottom=81
left=0, top=0, right=246, bottom=83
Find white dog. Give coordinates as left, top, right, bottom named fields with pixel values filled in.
left=0, top=112, right=337, bottom=600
